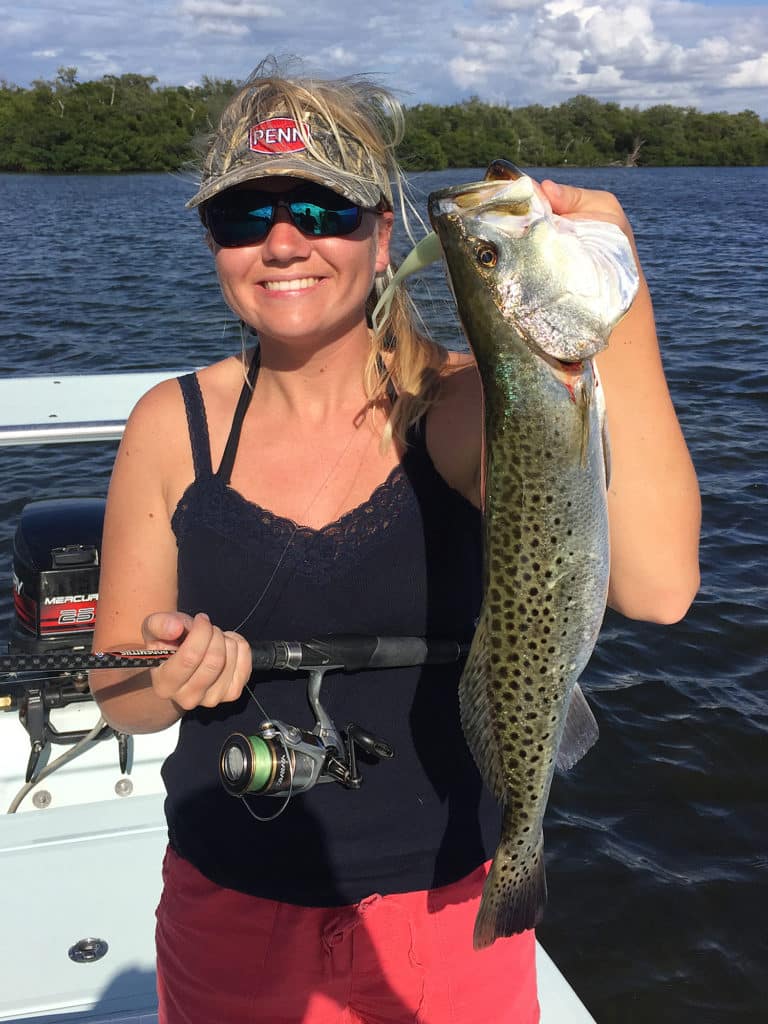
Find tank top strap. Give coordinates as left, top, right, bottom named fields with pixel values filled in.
left=216, top=347, right=261, bottom=484
left=177, top=371, right=213, bottom=480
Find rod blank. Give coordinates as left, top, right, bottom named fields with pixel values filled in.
left=0, top=635, right=468, bottom=682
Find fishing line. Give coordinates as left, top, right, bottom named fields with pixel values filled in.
left=228, top=529, right=301, bottom=635
left=214, top=347, right=395, bottom=793
left=237, top=682, right=295, bottom=822
left=228, top=360, right=385, bottom=638
left=225, top=431, right=357, bottom=635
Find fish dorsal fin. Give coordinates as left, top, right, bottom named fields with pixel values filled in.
left=556, top=682, right=599, bottom=771
left=371, top=231, right=442, bottom=333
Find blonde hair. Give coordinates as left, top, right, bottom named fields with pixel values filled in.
left=203, top=57, right=449, bottom=447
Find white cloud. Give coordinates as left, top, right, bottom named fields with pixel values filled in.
left=318, top=47, right=359, bottom=68
left=0, top=0, right=766, bottom=115
left=449, top=56, right=492, bottom=90
left=544, top=0, right=593, bottom=23
left=581, top=6, right=662, bottom=62
left=488, top=0, right=541, bottom=9
left=444, top=0, right=768, bottom=111
left=189, top=18, right=252, bottom=36
left=177, top=0, right=278, bottom=16
left=726, top=53, right=768, bottom=88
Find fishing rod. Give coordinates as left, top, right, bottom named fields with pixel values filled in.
left=0, top=634, right=469, bottom=681
left=2, top=635, right=469, bottom=798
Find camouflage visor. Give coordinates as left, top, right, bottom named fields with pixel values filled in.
left=186, top=113, right=392, bottom=211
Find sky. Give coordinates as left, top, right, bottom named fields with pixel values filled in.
left=3, top=0, right=767, bottom=116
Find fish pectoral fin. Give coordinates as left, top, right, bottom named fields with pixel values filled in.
left=556, top=682, right=600, bottom=771
left=473, top=824, right=547, bottom=949
left=577, top=376, right=594, bottom=469
left=459, top=615, right=507, bottom=802
left=594, top=360, right=611, bottom=487
left=601, top=415, right=612, bottom=488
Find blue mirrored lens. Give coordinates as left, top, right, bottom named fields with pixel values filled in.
left=287, top=201, right=361, bottom=237
left=205, top=186, right=364, bottom=247
left=212, top=203, right=273, bottom=246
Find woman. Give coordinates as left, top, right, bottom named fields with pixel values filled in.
left=90, top=62, right=700, bottom=1024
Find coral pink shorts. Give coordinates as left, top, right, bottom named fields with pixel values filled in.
left=156, top=847, right=539, bottom=1023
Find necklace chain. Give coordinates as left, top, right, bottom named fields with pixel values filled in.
left=229, top=414, right=373, bottom=634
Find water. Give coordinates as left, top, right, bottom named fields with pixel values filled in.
left=1, top=167, right=766, bottom=1023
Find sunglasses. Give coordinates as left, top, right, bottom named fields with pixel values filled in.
left=203, top=183, right=369, bottom=248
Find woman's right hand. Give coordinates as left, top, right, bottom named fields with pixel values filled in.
left=143, top=611, right=253, bottom=711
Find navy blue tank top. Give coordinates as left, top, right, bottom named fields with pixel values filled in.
left=162, top=357, right=500, bottom=905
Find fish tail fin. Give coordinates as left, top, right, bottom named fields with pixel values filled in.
left=473, top=825, right=547, bottom=950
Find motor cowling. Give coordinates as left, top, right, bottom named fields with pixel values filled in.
left=11, top=498, right=105, bottom=654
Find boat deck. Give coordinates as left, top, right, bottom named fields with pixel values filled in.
left=0, top=700, right=595, bottom=1023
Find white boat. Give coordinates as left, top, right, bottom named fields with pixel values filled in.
left=0, top=373, right=597, bottom=1023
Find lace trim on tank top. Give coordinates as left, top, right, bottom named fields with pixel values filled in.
left=171, top=362, right=425, bottom=576
left=172, top=462, right=415, bottom=578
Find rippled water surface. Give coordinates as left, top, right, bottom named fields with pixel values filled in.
left=1, top=167, right=766, bottom=1023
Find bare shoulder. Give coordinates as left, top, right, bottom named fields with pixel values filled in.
left=106, top=377, right=188, bottom=520
left=120, top=354, right=245, bottom=499
left=192, top=352, right=253, bottom=420
left=117, top=354, right=239, bottom=508
left=425, top=351, right=482, bottom=507
left=121, top=376, right=189, bottom=463
left=442, top=349, right=479, bottom=385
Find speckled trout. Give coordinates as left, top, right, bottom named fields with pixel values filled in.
left=427, top=161, right=639, bottom=949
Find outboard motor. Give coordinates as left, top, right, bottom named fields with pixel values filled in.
left=11, top=498, right=103, bottom=653
left=4, top=498, right=119, bottom=781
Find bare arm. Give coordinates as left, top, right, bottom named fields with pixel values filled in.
left=89, top=381, right=251, bottom=733
left=541, top=180, right=701, bottom=623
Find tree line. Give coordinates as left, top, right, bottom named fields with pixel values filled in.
left=0, top=68, right=765, bottom=174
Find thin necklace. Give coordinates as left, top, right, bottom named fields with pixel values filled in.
left=229, top=395, right=372, bottom=635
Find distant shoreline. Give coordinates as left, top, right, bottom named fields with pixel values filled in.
left=2, top=74, right=766, bottom=173
left=3, top=162, right=766, bottom=178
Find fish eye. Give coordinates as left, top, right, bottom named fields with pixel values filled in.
left=475, top=242, right=498, bottom=268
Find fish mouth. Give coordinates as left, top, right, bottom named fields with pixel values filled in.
left=484, top=158, right=526, bottom=182
left=432, top=161, right=538, bottom=230
left=454, top=189, right=533, bottom=219
left=452, top=183, right=532, bottom=215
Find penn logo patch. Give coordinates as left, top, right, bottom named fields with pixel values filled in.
left=249, top=118, right=310, bottom=154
